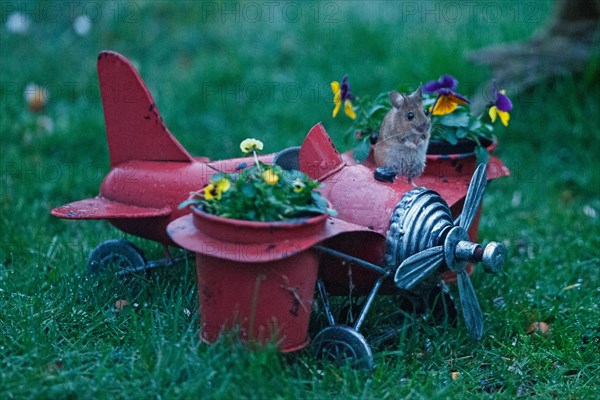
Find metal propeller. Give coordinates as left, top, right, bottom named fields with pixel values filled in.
left=394, top=164, right=505, bottom=340
left=454, top=162, right=487, bottom=229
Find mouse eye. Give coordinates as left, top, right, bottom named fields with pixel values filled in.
left=406, top=112, right=414, bottom=121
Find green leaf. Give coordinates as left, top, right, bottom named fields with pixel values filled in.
left=177, top=198, right=199, bottom=209
left=439, top=126, right=459, bottom=145
left=469, top=118, right=482, bottom=132
left=456, top=128, right=468, bottom=139
left=439, top=112, right=469, bottom=127
left=240, top=182, right=256, bottom=197
left=475, top=145, right=489, bottom=164
left=366, top=104, right=388, bottom=120
left=374, top=92, right=391, bottom=104
left=353, top=138, right=371, bottom=162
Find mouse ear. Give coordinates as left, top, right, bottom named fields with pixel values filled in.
left=410, top=85, right=423, bottom=100
left=389, top=91, right=406, bottom=109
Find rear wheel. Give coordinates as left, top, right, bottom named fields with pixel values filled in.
left=312, top=325, right=374, bottom=370
left=88, top=239, right=146, bottom=275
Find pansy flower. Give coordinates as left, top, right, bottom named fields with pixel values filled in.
left=240, top=138, right=264, bottom=166
left=203, top=176, right=231, bottom=200
left=240, top=138, right=264, bottom=153
left=262, top=169, right=279, bottom=185
left=424, top=74, right=470, bottom=116
left=203, top=183, right=218, bottom=200
left=423, top=74, right=458, bottom=92
left=488, top=84, right=513, bottom=127
left=331, top=75, right=356, bottom=119
left=214, top=177, right=231, bottom=193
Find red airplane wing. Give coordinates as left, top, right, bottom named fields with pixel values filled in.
left=51, top=197, right=171, bottom=220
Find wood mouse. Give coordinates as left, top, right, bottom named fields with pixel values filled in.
left=374, top=87, right=431, bottom=185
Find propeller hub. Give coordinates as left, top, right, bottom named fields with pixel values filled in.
left=443, top=226, right=470, bottom=273
left=444, top=232, right=505, bottom=275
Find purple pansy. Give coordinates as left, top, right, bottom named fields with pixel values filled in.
left=425, top=74, right=470, bottom=116
left=340, top=74, right=353, bottom=101
left=424, top=74, right=458, bottom=93
left=331, top=74, right=356, bottom=119
left=494, top=88, right=513, bottom=112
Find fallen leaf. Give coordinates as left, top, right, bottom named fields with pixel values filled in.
left=115, top=300, right=130, bottom=311
left=528, top=322, right=550, bottom=337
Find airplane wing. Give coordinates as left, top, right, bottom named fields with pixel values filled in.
left=51, top=197, right=172, bottom=220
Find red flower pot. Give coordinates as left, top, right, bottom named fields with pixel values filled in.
left=425, top=137, right=497, bottom=178
left=168, top=208, right=330, bottom=352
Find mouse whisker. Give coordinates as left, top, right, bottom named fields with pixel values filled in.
left=375, top=131, right=407, bottom=145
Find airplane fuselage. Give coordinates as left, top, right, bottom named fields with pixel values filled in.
left=99, top=156, right=269, bottom=246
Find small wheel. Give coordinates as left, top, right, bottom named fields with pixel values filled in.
left=312, top=325, right=374, bottom=370
left=88, top=239, right=146, bottom=275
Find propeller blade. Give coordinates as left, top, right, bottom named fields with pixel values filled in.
left=394, top=246, right=444, bottom=290
left=458, top=163, right=487, bottom=231
left=457, top=270, right=484, bottom=340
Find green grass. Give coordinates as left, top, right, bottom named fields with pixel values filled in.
left=1, top=1, right=599, bottom=398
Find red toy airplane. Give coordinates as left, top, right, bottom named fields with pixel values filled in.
left=52, top=52, right=510, bottom=364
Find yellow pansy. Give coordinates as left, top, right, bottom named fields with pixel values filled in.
left=214, top=177, right=231, bottom=193
left=331, top=81, right=342, bottom=118
left=489, top=89, right=512, bottom=126
left=431, top=90, right=470, bottom=116
left=203, top=177, right=230, bottom=201
left=344, top=98, right=356, bottom=119
left=432, top=95, right=459, bottom=115
left=203, top=183, right=217, bottom=200
left=262, top=169, right=279, bottom=185
left=240, top=138, right=264, bottom=153
left=489, top=106, right=510, bottom=126
left=331, top=75, right=356, bottom=119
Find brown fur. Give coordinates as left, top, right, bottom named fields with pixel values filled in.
left=374, top=87, right=431, bottom=184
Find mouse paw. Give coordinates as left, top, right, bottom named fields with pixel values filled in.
left=374, top=167, right=397, bottom=183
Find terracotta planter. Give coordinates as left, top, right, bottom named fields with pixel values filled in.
left=167, top=208, right=330, bottom=352
left=425, top=137, right=496, bottom=178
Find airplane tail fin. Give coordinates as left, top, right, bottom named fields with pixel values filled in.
left=299, top=123, right=345, bottom=180
left=97, top=51, right=193, bottom=166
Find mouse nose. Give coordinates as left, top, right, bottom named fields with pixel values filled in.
left=418, top=122, right=430, bottom=132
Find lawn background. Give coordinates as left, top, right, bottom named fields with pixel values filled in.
left=1, top=1, right=599, bottom=398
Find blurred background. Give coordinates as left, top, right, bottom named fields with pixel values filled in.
left=2, top=0, right=560, bottom=156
